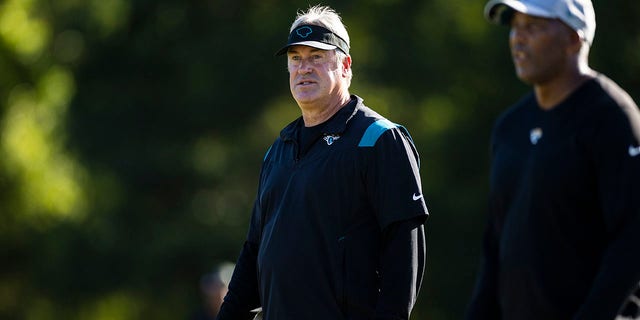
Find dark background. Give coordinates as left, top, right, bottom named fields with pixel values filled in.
left=0, top=0, right=638, bottom=319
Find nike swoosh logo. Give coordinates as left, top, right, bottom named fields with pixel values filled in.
left=630, top=145, right=640, bottom=157
left=412, top=193, right=423, bottom=201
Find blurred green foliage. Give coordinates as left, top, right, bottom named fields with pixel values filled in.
left=0, top=0, right=637, bottom=319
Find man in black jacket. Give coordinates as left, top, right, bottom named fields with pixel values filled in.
left=216, top=5, right=429, bottom=320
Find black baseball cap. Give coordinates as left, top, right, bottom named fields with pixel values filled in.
left=275, top=24, right=350, bottom=56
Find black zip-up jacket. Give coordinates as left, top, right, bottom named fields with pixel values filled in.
left=217, top=95, right=429, bottom=320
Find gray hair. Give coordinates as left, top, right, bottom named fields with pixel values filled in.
left=289, top=5, right=353, bottom=85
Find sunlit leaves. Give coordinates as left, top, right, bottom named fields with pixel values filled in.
left=87, top=0, right=130, bottom=38
left=78, top=291, right=141, bottom=320
left=2, top=74, right=86, bottom=221
left=0, top=0, right=50, bottom=61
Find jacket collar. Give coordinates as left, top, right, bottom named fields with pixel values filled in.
left=280, top=95, right=362, bottom=141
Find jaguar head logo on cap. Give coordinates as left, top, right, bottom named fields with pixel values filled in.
left=295, top=26, right=313, bottom=38
left=275, top=24, right=350, bottom=56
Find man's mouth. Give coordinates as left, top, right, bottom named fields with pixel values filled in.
left=512, top=50, right=526, bottom=62
left=297, top=79, right=316, bottom=86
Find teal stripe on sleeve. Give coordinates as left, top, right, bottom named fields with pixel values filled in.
left=263, top=145, right=272, bottom=161
left=358, top=119, right=396, bottom=147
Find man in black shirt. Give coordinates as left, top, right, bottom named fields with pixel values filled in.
left=466, top=0, right=640, bottom=319
left=216, top=5, right=429, bottom=320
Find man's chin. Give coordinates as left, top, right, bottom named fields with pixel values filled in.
left=293, top=93, right=320, bottom=105
left=515, top=72, right=535, bottom=85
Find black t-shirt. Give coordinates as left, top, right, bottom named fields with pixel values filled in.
left=298, top=122, right=325, bottom=157
left=297, top=104, right=339, bottom=157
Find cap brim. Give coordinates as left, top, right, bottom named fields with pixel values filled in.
left=275, top=41, right=338, bottom=56
left=484, top=0, right=555, bottom=25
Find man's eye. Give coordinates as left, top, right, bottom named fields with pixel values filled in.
left=312, top=55, right=326, bottom=63
left=528, top=23, right=543, bottom=31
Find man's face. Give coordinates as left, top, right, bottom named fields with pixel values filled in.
left=509, top=12, right=575, bottom=85
left=287, top=45, right=347, bottom=107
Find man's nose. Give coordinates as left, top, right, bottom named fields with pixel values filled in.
left=297, top=59, right=313, bottom=73
left=509, top=27, right=525, bottom=44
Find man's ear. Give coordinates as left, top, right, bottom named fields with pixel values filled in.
left=342, top=55, right=352, bottom=77
left=567, top=30, right=584, bottom=55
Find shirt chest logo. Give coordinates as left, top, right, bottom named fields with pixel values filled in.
left=530, top=127, right=543, bottom=145
left=323, top=134, right=340, bottom=145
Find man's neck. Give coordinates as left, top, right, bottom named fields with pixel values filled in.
left=300, top=94, right=351, bottom=127
left=534, top=69, right=596, bottom=110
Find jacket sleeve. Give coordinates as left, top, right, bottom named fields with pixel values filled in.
left=374, top=217, right=427, bottom=320
left=215, top=240, right=260, bottom=320
left=216, top=198, right=264, bottom=320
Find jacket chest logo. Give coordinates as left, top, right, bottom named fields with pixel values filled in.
left=323, top=134, right=340, bottom=145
